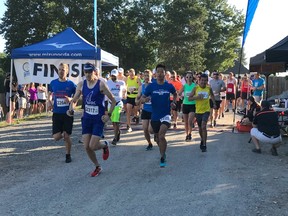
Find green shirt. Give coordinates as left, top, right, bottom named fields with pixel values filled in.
left=183, top=82, right=196, bottom=105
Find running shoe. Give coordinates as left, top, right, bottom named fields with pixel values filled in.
left=111, top=138, right=117, bottom=145
left=116, top=130, right=121, bottom=141
left=200, top=140, right=204, bottom=150
left=185, top=135, right=189, bottom=141
left=173, top=123, right=177, bottom=129
left=225, top=109, right=229, bottom=112
left=65, top=154, right=72, bottom=163
left=188, top=133, right=192, bottom=141
left=201, top=145, right=207, bottom=152
left=127, top=126, right=132, bottom=133
left=146, top=144, right=153, bottom=151
left=102, top=141, right=110, bottom=160
left=252, top=148, right=261, bottom=154
left=91, top=166, right=102, bottom=177
left=222, top=113, right=224, bottom=118
left=160, top=157, right=166, bottom=168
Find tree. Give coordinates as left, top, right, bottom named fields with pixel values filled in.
left=201, top=0, right=244, bottom=72
left=158, top=0, right=208, bottom=73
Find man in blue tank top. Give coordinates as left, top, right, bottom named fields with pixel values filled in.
left=68, top=63, right=116, bottom=177
left=48, top=63, right=76, bottom=163
left=142, top=64, right=177, bottom=168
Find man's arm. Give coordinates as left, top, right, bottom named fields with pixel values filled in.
left=209, top=88, right=217, bottom=108
left=100, top=81, right=116, bottom=116
left=67, top=81, right=83, bottom=116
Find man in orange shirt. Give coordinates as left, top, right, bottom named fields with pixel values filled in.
left=169, top=70, right=183, bottom=128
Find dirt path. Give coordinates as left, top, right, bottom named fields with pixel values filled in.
left=0, top=112, right=288, bottom=216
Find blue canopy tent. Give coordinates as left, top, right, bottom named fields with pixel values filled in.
left=11, top=27, right=119, bottom=85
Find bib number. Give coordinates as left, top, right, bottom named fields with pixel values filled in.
left=160, top=115, right=171, bottom=123
left=85, top=105, right=99, bottom=115
left=227, top=88, right=233, bottom=93
left=56, top=98, right=69, bottom=107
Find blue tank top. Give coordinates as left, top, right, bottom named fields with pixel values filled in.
left=141, top=83, right=152, bottom=112
left=82, top=80, right=105, bottom=120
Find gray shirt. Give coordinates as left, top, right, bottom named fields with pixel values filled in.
left=209, top=79, right=226, bottom=101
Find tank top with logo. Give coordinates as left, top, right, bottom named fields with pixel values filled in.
left=82, top=79, right=105, bottom=120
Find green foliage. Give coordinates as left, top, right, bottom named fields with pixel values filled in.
left=0, top=0, right=244, bottom=73
left=201, top=0, right=244, bottom=72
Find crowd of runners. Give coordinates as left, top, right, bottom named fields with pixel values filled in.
left=3, top=62, right=268, bottom=176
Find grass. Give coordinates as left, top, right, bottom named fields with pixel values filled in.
left=0, top=105, right=82, bottom=128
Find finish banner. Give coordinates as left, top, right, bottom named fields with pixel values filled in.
left=14, top=59, right=99, bottom=85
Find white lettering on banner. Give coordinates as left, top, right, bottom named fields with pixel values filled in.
left=56, top=98, right=69, bottom=107
left=160, top=115, right=171, bottom=123
left=14, top=59, right=96, bottom=85
left=85, top=105, right=99, bottom=115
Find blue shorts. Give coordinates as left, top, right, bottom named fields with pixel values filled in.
left=81, top=117, right=104, bottom=137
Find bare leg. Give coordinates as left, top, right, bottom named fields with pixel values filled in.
left=158, top=124, right=169, bottom=158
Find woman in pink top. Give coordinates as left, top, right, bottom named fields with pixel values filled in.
left=29, top=82, right=38, bottom=114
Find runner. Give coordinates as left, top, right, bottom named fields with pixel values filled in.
left=178, top=71, right=196, bottom=141
left=136, top=69, right=153, bottom=150
left=126, top=68, right=141, bottom=132
left=225, top=72, right=237, bottom=113
left=68, top=63, right=116, bottom=177
left=209, top=71, right=226, bottom=127
left=106, top=69, right=126, bottom=145
left=47, top=63, right=76, bottom=163
left=189, top=73, right=216, bottom=152
left=142, top=64, right=177, bottom=168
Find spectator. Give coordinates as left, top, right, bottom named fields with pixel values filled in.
left=37, top=83, right=47, bottom=114
left=29, top=82, right=38, bottom=115
left=251, top=100, right=282, bottom=156
left=239, top=96, right=260, bottom=125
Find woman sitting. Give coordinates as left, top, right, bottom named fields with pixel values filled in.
left=240, top=96, right=261, bottom=125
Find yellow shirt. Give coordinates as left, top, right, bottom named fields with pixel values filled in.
left=126, top=76, right=139, bottom=98
left=195, top=85, right=211, bottom=114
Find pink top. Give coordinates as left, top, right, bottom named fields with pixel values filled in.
left=29, top=87, right=38, bottom=100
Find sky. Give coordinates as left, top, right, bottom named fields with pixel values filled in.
left=1, top=0, right=288, bottom=66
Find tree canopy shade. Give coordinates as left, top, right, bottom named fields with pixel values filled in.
left=0, top=0, right=244, bottom=73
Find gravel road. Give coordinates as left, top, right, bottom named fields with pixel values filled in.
left=0, top=111, right=288, bottom=216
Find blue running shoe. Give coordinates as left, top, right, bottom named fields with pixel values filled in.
left=160, top=157, right=166, bottom=168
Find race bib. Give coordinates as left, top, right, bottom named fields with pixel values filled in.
left=198, top=91, right=209, bottom=99
left=186, top=91, right=191, bottom=97
left=129, top=87, right=136, bottom=92
left=56, top=98, right=69, bottom=107
left=85, top=105, right=99, bottom=115
left=227, top=88, right=233, bottom=93
left=213, top=91, right=219, bottom=96
left=112, top=92, right=119, bottom=97
left=160, top=115, right=171, bottom=123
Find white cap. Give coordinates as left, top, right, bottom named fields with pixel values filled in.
left=111, top=69, right=118, bottom=76
left=204, top=70, right=210, bottom=76
left=118, top=68, right=124, bottom=73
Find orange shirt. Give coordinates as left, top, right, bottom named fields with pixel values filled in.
left=169, top=80, right=183, bottom=101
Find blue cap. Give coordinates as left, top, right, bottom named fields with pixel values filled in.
left=84, top=63, right=95, bottom=71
